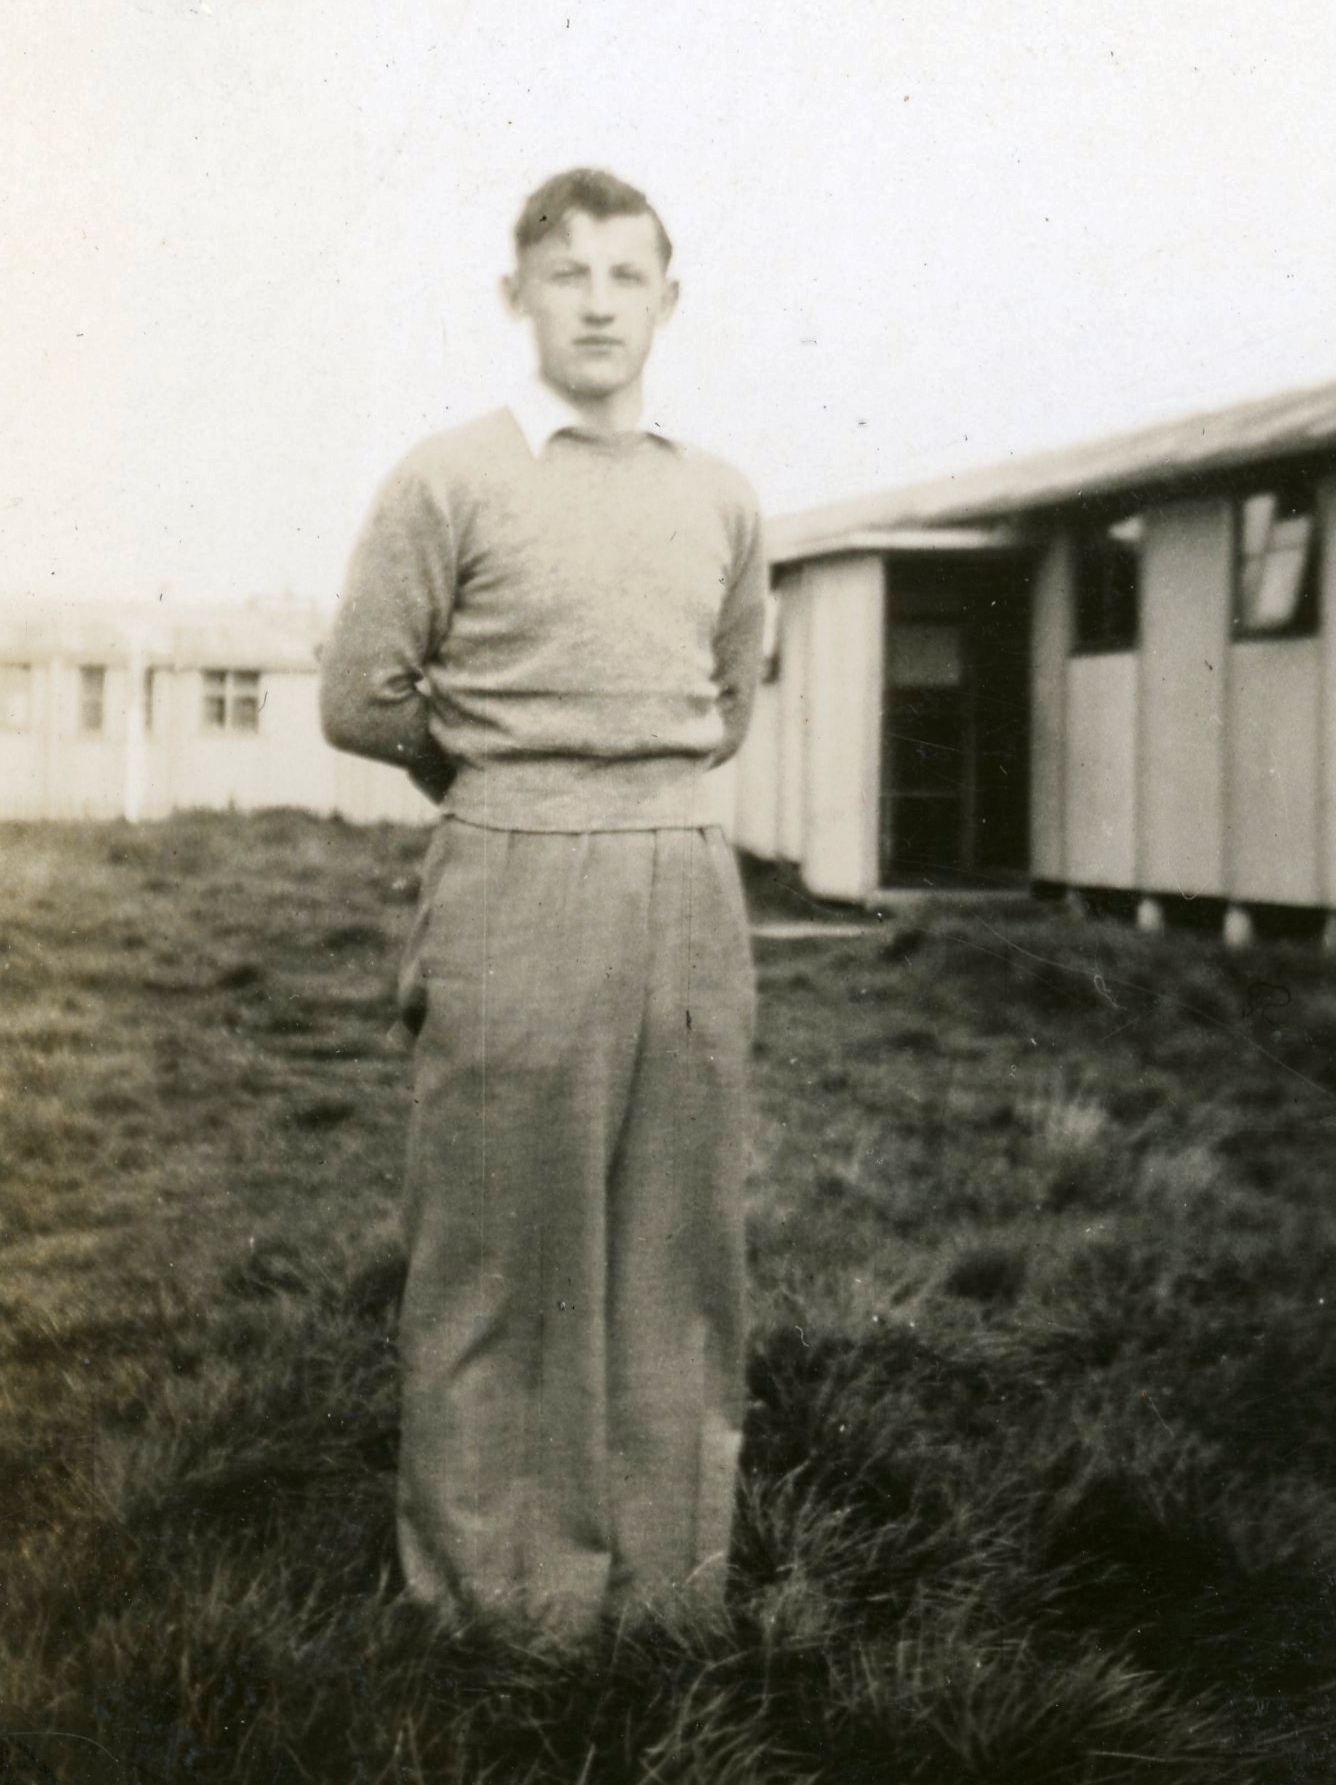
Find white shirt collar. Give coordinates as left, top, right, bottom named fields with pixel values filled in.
left=507, top=375, right=681, bottom=457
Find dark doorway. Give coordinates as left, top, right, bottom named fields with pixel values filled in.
left=879, top=553, right=1032, bottom=886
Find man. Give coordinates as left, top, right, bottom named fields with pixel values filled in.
left=320, top=168, right=766, bottom=1642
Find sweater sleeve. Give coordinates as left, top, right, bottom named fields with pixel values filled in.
left=710, top=497, right=767, bottom=767
left=319, top=462, right=458, bottom=801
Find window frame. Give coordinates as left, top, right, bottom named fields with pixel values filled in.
left=1071, top=513, right=1143, bottom=656
left=79, top=664, right=107, bottom=735
left=1232, top=481, right=1322, bottom=642
left=201, top=667, right=263, bottom=735
left=0, top=663, right=32, bottom=733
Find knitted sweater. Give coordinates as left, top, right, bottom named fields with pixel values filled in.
left=319, top=408, right=767, bottom=831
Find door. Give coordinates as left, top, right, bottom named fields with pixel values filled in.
left=879, top=555, right=1031, bottom=886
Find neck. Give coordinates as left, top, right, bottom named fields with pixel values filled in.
left=546, top=374, right=644, bottom=436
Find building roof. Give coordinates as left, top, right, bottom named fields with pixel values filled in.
left=0, top=599, right=326, bottom=671
left=768, top=375, right=1336, bottom=564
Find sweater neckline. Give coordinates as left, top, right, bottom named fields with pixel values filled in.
left=547, top=428, right=673, bottom=458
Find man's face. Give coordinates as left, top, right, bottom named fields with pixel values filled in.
left=505, top=209, right=678, bottom=403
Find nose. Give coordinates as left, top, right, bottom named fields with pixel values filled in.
left=581, top=275, right=616, bottom=322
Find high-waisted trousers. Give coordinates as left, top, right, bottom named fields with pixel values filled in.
left=394, top=817, right=753, bottom=1639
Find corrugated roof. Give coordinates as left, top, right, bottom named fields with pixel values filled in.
left=768, top=375, right=1336, bottom=562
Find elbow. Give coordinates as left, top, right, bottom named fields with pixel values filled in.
left=712, top=686, right=758, bottom=768
left=318, top=675, right=363, bottom=754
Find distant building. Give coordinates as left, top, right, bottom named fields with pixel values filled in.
left=735, top=377, right=1336, bottom=936
left=0, top=598, right=434, bottom=825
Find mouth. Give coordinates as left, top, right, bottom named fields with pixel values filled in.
left=574, top=337, right=621, bottom=351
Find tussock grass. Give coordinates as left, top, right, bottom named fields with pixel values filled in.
left=2, top=816, right=1336, bottom=1781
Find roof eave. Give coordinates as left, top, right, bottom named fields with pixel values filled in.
left=769, top=523, right=1029, bottom=569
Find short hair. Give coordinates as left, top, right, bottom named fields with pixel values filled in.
left=514, top=168, right=673, bottom=268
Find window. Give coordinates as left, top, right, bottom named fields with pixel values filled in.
left=762, top=569, right=795, bottom=685
left=1073, top=515, right=1142, bottom=653
left=79, top=665, right=106, bottom=733
left=202, top=668, right=261, bottom=733
left=1234, top=484, right=1320, bottom=638
left=0, top=664, right=31, bottom=732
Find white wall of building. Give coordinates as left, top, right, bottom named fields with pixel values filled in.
left=798, top=554, right=884, bottom=900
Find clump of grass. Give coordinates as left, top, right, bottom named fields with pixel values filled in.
left=321, top=921, right=386, bottom=951
left=942, top=1240, right=1028, bottom=1305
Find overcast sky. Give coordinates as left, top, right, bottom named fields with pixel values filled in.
left=4, top=0, right=1336, bottom=605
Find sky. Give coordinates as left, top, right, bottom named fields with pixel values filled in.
left=4, top=0, right=1336, bottom=606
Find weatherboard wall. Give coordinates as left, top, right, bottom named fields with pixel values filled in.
left=0, top=659, right=49, bottom=820
left=1135, top=500, right=1230, bottom=897
left=1029, top=475, right=1336, bottom=910
left=1062, top=653, right=1139, bottom=888
left=47, top=661, right=133, bottom=820
left=728, top=553, right=878, bottom=900
left=1028, top=538, right=1070, bottom=882
left=1226, top=638, right=1322, bottom=906
left=797, top=552, right=883, bottom=901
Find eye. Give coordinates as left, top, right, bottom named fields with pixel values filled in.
left=614, top=269, right=647, bottom=285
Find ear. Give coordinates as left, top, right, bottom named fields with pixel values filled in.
left=500, top=272, right=527, bottom=319
left=657, top=278, right=681, bottom=325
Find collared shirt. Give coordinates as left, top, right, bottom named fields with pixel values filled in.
left=507, top=375, right=680, bottom=458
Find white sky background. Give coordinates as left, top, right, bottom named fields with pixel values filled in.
left=4, top=0, right=1336, bottom=605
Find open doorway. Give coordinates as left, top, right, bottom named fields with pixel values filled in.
left=879, top=552, right=1032, bottom=887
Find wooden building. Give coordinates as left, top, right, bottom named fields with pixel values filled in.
left=0, top=599, right=434, bottom=826
left=735, top=378, right=1336, bottom=936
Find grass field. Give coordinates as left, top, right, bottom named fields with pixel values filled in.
left=3, top=810, right=1336, bottom=1784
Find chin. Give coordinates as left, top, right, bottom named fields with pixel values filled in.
left=563, top=373, right=626, bottom=401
